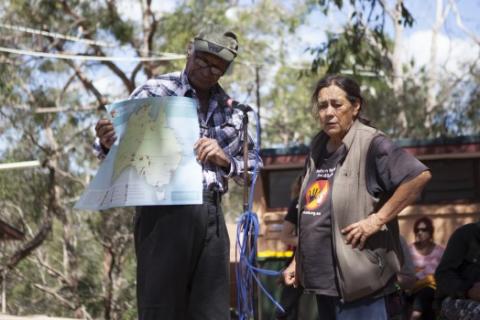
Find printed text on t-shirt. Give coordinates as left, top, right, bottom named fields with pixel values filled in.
left=316, top=168, right=336, bottom=179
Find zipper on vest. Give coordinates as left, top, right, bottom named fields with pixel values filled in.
left=296, top=158, right=313, bottom=287
left=330, top=166, right=346, bottom=303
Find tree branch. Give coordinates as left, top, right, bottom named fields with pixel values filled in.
left=96, top=53, right=135, bottom=93
left=60, top=0, right=134, bottom=94
left=130, top=61, right=143, bottom=89
left=449, top=0, right=480, bottom=45
left=58, top=73, right=77, bottom=105
left=378, top=0, right=395, bottom=21
left=33, top=283, right=76, bottom=309
left=6, top=210, right=52, bottom=270
left=29, top=255, right=70, bottom=286
left=63, top=59, right=108, bottom=108
left=139, top=0, right=159, bottom=79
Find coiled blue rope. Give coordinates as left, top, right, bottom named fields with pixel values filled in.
left=235, top=109, right=285, bottom=320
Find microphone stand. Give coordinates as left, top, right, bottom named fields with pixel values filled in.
left=240, top=109, right=260, bottom=320
left=242, top=110, right=249, bottom=214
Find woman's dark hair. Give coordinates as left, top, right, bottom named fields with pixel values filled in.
left=311, top=74, right=371, bottom=126
left=413, top=216, right=434, bottom=236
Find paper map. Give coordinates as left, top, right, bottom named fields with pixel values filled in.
left=75, top=96, right=202, bottom=210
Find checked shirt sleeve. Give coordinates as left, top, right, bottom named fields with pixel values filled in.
left=93, top=138, right=108, bottom=160
left=224, top=109, right=262, bottom=184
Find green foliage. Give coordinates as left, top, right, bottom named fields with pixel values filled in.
left=443, top=65, right=480, bottom=136
left=310, top=0, right=410, bottom=75
left=309, top=26, right=393, bottom=75
left=361, top=73, right=429, bottom=138
left=262, top=66, right=319, bottom=146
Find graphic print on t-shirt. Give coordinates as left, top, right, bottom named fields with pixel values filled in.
left=304, top=180, right=329, bottom=211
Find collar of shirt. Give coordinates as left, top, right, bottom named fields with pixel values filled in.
left=179, top=71, right=229, bottom=125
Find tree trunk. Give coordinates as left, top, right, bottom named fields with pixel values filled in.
left=426, top=0, right=450, bottom=129
left=392, top=0, right=407, bottom=134
left=391, top=0, right=404, bottom=96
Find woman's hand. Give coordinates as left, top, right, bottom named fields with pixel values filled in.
left=341, top=213, right=383, bottom=250
left=282, top=259, right=297, bottom=287
left=341, top=171, right=432, bottom=250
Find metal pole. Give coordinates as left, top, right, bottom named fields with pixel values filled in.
left=2, top=270, right=6, bottom=314
left=255, top=65, right=261, bottom=148
left=241, top=110, right=260, bottom=320
left=242, top=113, right=249, bottom=212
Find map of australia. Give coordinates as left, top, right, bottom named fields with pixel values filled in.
left=75, top=96, right=202, bottom=210
left=113, top=104, right=182, bottom=190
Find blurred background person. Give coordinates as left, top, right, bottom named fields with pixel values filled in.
left=407, top=216, right=444, bottom=320
left=276, top=175, right=304, bottom=320
left=397, top=235, right=416, bottom=292
left=435, top=221, right=480, bottom=320
left=396, top=235, right=417, bottom=320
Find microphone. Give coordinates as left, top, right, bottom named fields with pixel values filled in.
left=225, top=98, right=253, bottom=112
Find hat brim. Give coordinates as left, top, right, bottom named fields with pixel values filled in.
left=193, top=38, right=236, bottom=62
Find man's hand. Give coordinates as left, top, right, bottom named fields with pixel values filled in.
left=341, top=213, right=383, bottom=250
left=467, top=282, right=480, bottom=301
left=194, top=137, right=230, bottom=168
left=282, top=260, right=297, bottom=287
left=95, top=119, right=116, bottom=149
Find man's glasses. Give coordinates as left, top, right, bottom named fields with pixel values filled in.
left=194, top=57, right=224, bottom=76
left=414, top=227, right=429, bottom=234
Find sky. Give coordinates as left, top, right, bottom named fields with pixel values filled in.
left=401, top=0, right=479, bottom=75
left=106, top=0, right=480, bottom=85
left=294, top=0, right=480, bottom=76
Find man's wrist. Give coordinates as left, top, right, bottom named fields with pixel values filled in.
left=100, top=142, right=110, bottom=154
left=220, top=161, right=231, bottom=174
left=223, top=156, right=237, bottom=177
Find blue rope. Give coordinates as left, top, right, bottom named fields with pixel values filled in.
left=235, top=110, right=285, bottom=320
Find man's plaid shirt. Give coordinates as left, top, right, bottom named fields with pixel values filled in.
left=93, top=71, right=261, bottom=193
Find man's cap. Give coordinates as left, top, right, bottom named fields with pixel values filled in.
left=193, top=27, right=238, bottom=62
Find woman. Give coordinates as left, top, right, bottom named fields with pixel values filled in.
left=407, top=217, right=444, bottom=320
left=283, top=75, right=431, bottom=319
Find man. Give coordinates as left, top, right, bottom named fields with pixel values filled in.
left=435, top=221, right=480, bottom=320
left=94, top=27, right=260, bottom=320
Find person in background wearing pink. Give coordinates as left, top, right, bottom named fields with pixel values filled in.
left=408, top=216, right=444, bottom=320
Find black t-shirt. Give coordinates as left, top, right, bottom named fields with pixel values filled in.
left=366, top=136, right=428, bottom=198
left=283, top=197, right=300, bottom=264
left=284, top=197, right=299, bottom=226
left=298, top=135, right=428, bottom=296
left=299, top=143, right=344, bottom=296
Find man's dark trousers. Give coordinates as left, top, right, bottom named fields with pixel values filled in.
left=134, top=191, right=230, bottom=320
